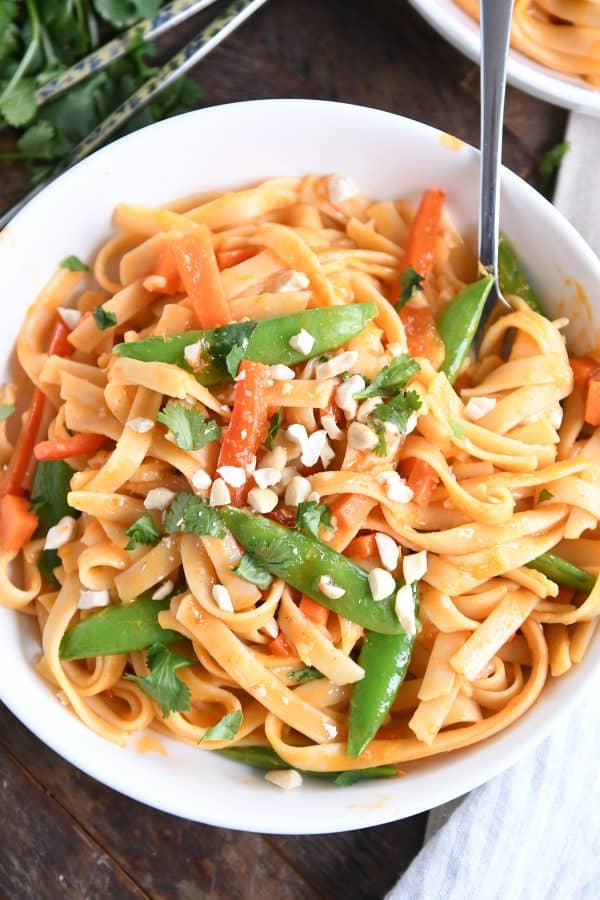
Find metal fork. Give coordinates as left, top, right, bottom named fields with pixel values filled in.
left=473, top=0, right=515, bottom=356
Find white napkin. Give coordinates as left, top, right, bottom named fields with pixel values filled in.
left=387, top=111, right=600, bottom=900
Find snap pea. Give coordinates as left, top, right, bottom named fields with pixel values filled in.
left=216, top=745, right=398, bottom=785
left=498, top=234, right=546, bottom=316
left=59, top=596, right=182, bottom=660
left=527, top=552, right=596, bottom=594
left=221, top=507, right=402, bottom=635
left=437, top=274, right=494, bottom=385
left=347, top=584, right=418, bottom=757
left=113, top=303, right=377, bottom=387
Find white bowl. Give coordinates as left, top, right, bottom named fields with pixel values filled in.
left=1, top=100, right=599, bottom=834
left=408, top=0, right=600, bottom=117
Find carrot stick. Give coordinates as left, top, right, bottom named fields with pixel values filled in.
left=584, top=375, right=600, bottom=426
left=217, top=360, right=271, bottom=505
left=153, top=243, right=184, bottom=294
left=329, top=494, right=376, bottom=531
left=346, top=533, right=377, bottom=563
left=172, top=226, right=231, bottom=329
left=570, top=356, right=600, bottom=387
left=390, top=189, right=445, bottom=306
left=216, top=247, right=257, bottom=270
left=34, top=432, right=107, bottom=461
left=403, top=458, right=439, bottom=508
left=0, top=494, right=38, bottom=553
left=299, top=595, right=329, bottom=628
left=269, top=633, right=293, bottom=657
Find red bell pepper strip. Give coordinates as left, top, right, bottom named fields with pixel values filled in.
left=217, top=360, right=271, bottom=505
left=0, top=494, right=39, bottom=553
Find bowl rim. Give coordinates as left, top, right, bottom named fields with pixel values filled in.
left=1, top=98, right=600, bottom=834
left=407, top=0, right=600, bottom=116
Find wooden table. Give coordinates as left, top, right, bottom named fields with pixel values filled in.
left=0, top=2, right=566, bottom=897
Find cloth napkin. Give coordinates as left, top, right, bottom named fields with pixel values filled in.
left=387, top=112, right=600, bottom=900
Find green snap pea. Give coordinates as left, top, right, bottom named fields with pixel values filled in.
left=437, top=274, right=494, bottom=385
left=59, top=596, right=182, bottom=660
left=347, top=585, right=418, bottom=757
left=113, top=303, right=377, bottom=386
left=498, top=234, right=546, bottom=316
left=527, top=552, right=596, bottom=594
left=216, top=746, right=398, bottom=785
left=221, top=507, right=402, bottom=635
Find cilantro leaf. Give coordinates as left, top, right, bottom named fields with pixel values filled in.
left=234, top=554, right=273, bottom=590
left=370, top=419, right=388, bottom=457
left=372, top=390, right=422, bottom=434
left=288, top=666, right=323, bottom=684
left=295, top=501, right=333, bottom=539
left=449, top=419, right=465, bottom=439
left=93, top=0, right=161, bottom=29
left=125, top=642, right=192, bottom=718
left=0, top=404, right=14, bottom=421
left=225, top=344, right=246, bottom=379
left=156, top=402, right=220, bottom=451
left=17, top=121, right=58, bottom=160
left=164, top=493, right=225, bottom=538
left=198, top=709, right=243, bottom=744
left=265, top=408, right=283, bottom=450
left=38, top=548, right=61, bottom=589
left=60, top=254, right=89, bottom=272
left=355, top=355, right=420, bottom=399
left=538, top=141, right=570, bottom=188
left=396, top=265, right=425, bottom=309
left=30, top=460, right=80, bottom=535
left=0, top=78, right=37, bottom=127
left=538, top=489, right=554, bottom=503
left=93, top=306, right=117, bottom=330
left=124, top=514, right=161, bottom=550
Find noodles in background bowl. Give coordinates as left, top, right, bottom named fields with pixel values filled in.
left=455, top=0, right=600, bottom=86
left=1, top=173, right=598, bottom=786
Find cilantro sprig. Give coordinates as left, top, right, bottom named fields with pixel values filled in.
left=265, top=408, right=283, bottom=450
left=164, top=493, right=225, bottom=538
left=125, top=514, right=161, bottom=550
left=93, top=306, right=117, bottom=330
left=157, top=402, right=221, bottom=451
left=288, top=667, right=323, bottom=684
left=234, top=553, right=273, bottom=590
left=199, top=710, right=243, bottom=744
left=371, top=390, right=422, bottom=434
left=355, top=355, right=420, bottom=399
left=396, top=265, right=425, bottom=309
left=125, top=642, right=192, bottom=718
left=295, top=500, right=333, bottom=539
left=60, top=254, right=88, bottom=272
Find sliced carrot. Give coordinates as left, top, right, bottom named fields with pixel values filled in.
left=153, top=242, right=184, bottom=294
left=0, top=494, right=38, bottom=553
left=346, top=533, right=377, bottom=562
left=299, top=595, right=329, bottom=628
left=584, top=375, right=600, bottom=426
left=328, top=494, right=376, bottom=531
left=1, top=318, right=74, bottom=497
left=454, top=371, right=473, bottom=394
left=399, top=304, right=445, bottom=368
left=172, top=226, right=231, bottom=328
left=403, top=458, right=439, bottom=508
left=216, top=247, right=257, bottom=270
left=570, top=356, right=600, bottom=387
left=390, top=189, right=445, bottom=306
left=269, top=633, right=293, bottom=657
left=217, top=360, right=271, bottom=505
left=34, top=432, right=107, bottom=461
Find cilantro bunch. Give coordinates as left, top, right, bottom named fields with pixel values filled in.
left=0, top=1, right=201, bottom=184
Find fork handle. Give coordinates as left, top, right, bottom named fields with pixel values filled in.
left=479, top=0, right=513, bottom=275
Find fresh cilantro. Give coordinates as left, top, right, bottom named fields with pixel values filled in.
left=234, top=554, right=273, bottom=590
left=93, top=306, right=117, bottom=330
left=295, top=501, right=333, bottom=540
left=538, top=489, right=554, bottom=503
left=225, top=344, right=246, bottom=379
left=94, top=0, right=161, bottom=29
left=157, top=402, right=220, bottom=451
left=60, top=254, right=89, bottom=272
left=164, top=493, right=225, bottom=538
left=125, top=642, right=192, bottom=718
left=30, top=460, right=80, bottom=535
left=265, top=408, right=283, bottom=450
left=124, top=514, right=161, bottom=550
left=370, top=419, right=388, bottom=457
left=355, top=355, right=420, bottom=399
left=288, top=667, right=323, bottom=684
left=38, top=548, right=61, bottom=589
left=199, top=709, right=243, bottom=744
left=538, top=141, right=570, bottom=188
left=449, top=419, right=465, bottom=439
left=396, top=265, right=425, bottom=309
left=0, top=404, right=15, bottom=421
left=0, top=78, right=37, bottom=128
left=372, top=390, right=422, bottom=434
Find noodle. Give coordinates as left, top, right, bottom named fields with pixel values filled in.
left=1, top=173, right=598, bottom=787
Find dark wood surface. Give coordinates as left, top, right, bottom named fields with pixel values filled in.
left=0, top=1, right=566, bottom=897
